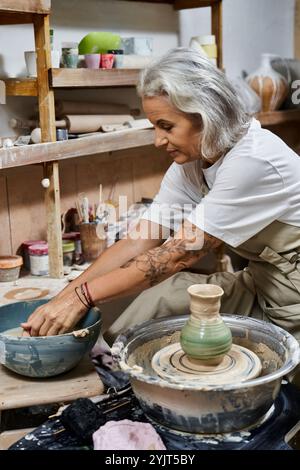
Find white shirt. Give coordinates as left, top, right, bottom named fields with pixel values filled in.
left=141, top=118, right=300, bottom=247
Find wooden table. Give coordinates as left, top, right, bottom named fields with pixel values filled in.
left=0, top=355, right=104, bottom=449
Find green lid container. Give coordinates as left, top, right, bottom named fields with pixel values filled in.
left=62, top=240, right=75, bottom=253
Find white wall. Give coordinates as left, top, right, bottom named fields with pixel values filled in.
left=0, top=0, right=179, bottom=136
left=0, top=0, right=295, bottom=137
left=179, top=0, right=295, bottom=77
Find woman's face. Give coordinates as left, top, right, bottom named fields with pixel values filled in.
left=142, top=96, right=203, bottom=165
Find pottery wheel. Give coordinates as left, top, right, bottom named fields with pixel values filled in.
left=151, top=343, right=262, bottom=385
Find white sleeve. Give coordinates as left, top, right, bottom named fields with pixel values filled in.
left=187, top=156, right=287, bottom=247
left=141, top=163, right=199, bottom=231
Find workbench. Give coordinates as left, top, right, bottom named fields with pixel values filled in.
left=0, top=355, right=104, bottom=449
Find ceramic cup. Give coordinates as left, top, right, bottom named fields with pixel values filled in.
left=61, top=42, right=79, bottom=68
left=24, top=51, right=37, bottom=77
left=51, top=49, right=60, bottom=68
left=101, top=53, right=114, bottom=69
left=85, top=54, right=101, bottom=69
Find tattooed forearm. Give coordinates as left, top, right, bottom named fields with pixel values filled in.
left=120, top=224, right=221, bottom=287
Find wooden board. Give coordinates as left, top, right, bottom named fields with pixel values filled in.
left=257, top=109, right=300, bottom=127
left=34, top=14, right=64, bottom=279
left=132, top=147, right=171, bottom=201
left=174, top=0, right=220, bottom=9
left=5, top=165, right=46, bottom=254
left=0, top=355, right=104, bottom=411
left=51, top=68, right=141, bottom=88
left=0, top=12, right=33, bottom=25
left=0, top=0, right=50, bottom=14
left=4, top=78, right=38, bottom=97
left=0, top=176, right=12, bottom=254
left=0, top=428, right=35, bottom=450
left=0, top=129, right=155, bottom=170
left=118, top=0, right=220, bottom=7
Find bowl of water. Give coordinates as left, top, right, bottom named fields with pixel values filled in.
left=0, top=300, right=101, bottom=377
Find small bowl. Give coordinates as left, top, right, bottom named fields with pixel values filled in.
left=0, top=255, right=23, bottom=282
left=0, top=300, right=101, bottom=377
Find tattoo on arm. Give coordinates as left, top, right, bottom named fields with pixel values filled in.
left=121, top=224, right=221, bottom=287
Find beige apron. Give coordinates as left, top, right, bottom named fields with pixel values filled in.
left=105, top=220, right=300, bottom=345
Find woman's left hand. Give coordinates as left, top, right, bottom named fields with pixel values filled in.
left=21, top=291, right=88, bottom=337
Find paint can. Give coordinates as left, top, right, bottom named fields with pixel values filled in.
left=22, top=240, right=47, bottom=271
left=62, top=240, right=75, bottom=266
left=28, top=244, right=49, bottom=276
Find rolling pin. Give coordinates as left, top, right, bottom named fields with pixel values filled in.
left=11, top=114, right=134, bottom=133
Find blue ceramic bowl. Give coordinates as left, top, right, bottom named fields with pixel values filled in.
left=0, top=300, right=101, bottom=377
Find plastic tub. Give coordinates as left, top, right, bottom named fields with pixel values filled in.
left=0, top=256, right=23, bottom=282
left=28, top=244, right=49, bottom=276
left=22, top=240, right=47, bottom=270
left=62, top=240, right=75, bottom=266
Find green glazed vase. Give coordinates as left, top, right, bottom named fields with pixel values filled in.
left=180, top=284, right=232, bottom=365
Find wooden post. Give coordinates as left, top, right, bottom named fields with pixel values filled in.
left=33, top=14, right=64, bottom=278
left=211, top=0, right=223, bottom=69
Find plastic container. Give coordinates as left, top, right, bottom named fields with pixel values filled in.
left=28, top=244, right=49, bottom=276
left=61, top=42, right=78, bottom=68
left=62, top=240, right=75, bottom=266
left=62, top=232, right=82, bottom=262
left=0, top=256, right=23, bottom=282
left=107, top=49, right=124, bottom=68
left=22, top=240, right=47, bottom=271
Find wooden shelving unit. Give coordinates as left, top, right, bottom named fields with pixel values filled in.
left=0, top=128, right=155, bottom=170
left=256, top=109, right=300, bottom=127
left=0, top=0, right=223, bottom=278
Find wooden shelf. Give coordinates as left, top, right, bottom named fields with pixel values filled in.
left=4, top=78, right=38, bottom=96
left=4, top=69, right=142, bottom=96
left=119, top=0, right=221, bottom=9
left=50, top=68, right=141, bottom=88
left=0, top=128, right=155, bottom=170
left=0, top=0, right=50, bottom=23
left=257, top=109, right=300, bottom=127
left=0, top=0, right=50, bottom=14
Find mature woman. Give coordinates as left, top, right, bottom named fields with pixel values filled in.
left=22, top=48, right=300, bottom=346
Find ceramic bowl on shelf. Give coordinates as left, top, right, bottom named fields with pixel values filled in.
left=0, top=300, right=101, bottom=378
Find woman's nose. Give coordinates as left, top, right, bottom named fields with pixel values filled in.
left=154, top=130, right=168, bottom=148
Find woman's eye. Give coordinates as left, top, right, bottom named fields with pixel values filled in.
left=160, top=125, right=173, bottom=131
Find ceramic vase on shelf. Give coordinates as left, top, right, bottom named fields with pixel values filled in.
left=246, top=53, right=288, bottom=112
left=180, top=284, right=232, bottom=365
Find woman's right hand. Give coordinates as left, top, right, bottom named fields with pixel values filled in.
left=21, top=290, right=88, bottom=337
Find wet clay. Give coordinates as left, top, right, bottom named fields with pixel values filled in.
left=128, top=332, right=283, bottom=383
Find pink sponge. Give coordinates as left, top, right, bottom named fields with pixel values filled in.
left=93, top=419, right=166, bottom=450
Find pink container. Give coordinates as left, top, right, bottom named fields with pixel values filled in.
left=84, top=54, right=101, bottom=69
left=22, top=240, right=47, bottom=270
left=101, top=53, right=114, bottom=69
left=28, top=244, right=49, bottom=276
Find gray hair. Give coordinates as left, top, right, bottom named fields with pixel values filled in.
left=138, top=47, right=251, bottom=161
